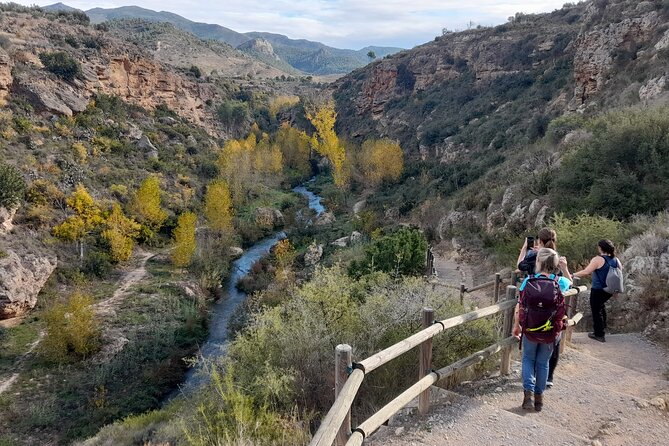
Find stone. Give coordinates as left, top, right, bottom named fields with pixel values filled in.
left=0, top=206, right=17, bottom=235
left=639, top=76, right=666, bottom=102
left=0, top=250, right=57, bottom=319
left=349, top=231, right=363, bottom=245
left=126, top=124, right=143, bottom=140
left=158, top=116, right=177, bottom=125
left=255, top=207, right=284, bottom=228
left=137, top=135, right=159, bottom=159
left=315, top=211, right=335, bottom=226
left=649, top=397, right=667, bottom=411
left=655, top=28, right=669, bottom=51
left=331, top=236, right=350, bottom=248
left=304, top=243, right=323, bottom=266
left=394, top=427, right=405, bottom=436
left=229, top=246, right=244, bottom=257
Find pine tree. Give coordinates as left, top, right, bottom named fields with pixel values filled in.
left=204, top=179, right=234, bottom=233
left=172, top=211, right=197, bottom=268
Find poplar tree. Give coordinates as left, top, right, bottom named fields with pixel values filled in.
left=172, top=211, right=197, bottom=268
left=129, top=176, right=167, bottom=236
left=307, top=103, right=349, bottom=188
left=204, top=179, right=234, bottom=233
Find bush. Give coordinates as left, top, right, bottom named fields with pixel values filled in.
left=551, top=213, right=625, bottom=269
left=189, top=65, right=202, bottom=78
left=39, top=51, right=81, bottom=81
left=82, top=251, right=113, bottom=278
left=349, top=227, right=428, bottom=278
left=0, top=163, right=25, bottom=209
left=40, top=292, right=100, bottom=363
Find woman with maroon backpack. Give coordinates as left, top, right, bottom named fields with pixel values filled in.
left=512, top=248, right=570, bottom=412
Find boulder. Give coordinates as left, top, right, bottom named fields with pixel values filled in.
left=304, top=243, right=323, bottom=266
left=349, top=231, right=364, bottom=245
left=0, top=250, right=57, bottom=319
left=0, top=206, right=17, bottom=235
left=229, top=246, right=244, bottom=258
left=331, top=236, right=349, bottom=248
left=255, top=207, right=284, bottom=228
left=315, top=211, right=336, bottom=226
left=639, top=76, right=666, bottom=102
left=137, top=135, right=159, bottom=159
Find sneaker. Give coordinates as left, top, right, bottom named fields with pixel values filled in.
left=588, top=332, right=606, bottom=343
left=546, top=380, right=553, bottom=388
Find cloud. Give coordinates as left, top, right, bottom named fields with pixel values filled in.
left=23, top=0, right=570, bottom=48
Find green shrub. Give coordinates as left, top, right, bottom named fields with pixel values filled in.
left=12, top=115, right=32, bottom=133
left=0, top=163, right=25, bottom=209
left=349, top=227, right=427, bottom=278
left=551, top=213, right=625, bottom=269
left=82, top=251, right=113, bottom=278
left=39, top=51, right=81, bottom=81
left=189, top=65, right=202, bottom=79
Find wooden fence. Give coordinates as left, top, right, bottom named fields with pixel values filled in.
left=310, top=284, right=587, bottom=446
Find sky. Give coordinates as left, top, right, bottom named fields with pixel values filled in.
left=24, top=1, right=572, bottom=49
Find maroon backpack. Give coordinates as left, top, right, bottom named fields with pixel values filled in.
left=519, top=275, right=566, bottom=344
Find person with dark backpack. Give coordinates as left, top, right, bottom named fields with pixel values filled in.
left=512, top=248, right=569, bottom=412
left=573, top=239, right=624, bottom=343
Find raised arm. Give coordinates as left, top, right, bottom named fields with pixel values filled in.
left=517, top=238, right=528, bottom=268
left=512, top=302, right=521, bottom=339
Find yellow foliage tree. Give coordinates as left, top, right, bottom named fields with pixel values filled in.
left=204, top=179, right=234, bottom=233
left=253, top=133, right=283, bottom=176
left=273, top=239, right=296, bottom=283
left=275, top=123, right=311, bottom=178
left=53, top=184, right=103, bottom=259
left=360, top=139, right=404, bottom=185
left=129, top=176, right=167, bottom=235
left=172, top=211, right=197, bottom=268
left=102, top=203, right=141, bottom=262
left=218, top=134, right=256, bottom=206
left=41, top=292, right=100, bottom=363
left=307, top=102, right=349, bottom=188
left=269, top=95, right=300, bottom=119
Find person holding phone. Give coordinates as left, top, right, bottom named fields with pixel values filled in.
left=516, top=227, right=572, bottom=388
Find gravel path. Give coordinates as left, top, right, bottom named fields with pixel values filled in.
left=363, top=333, right=669, bottom=446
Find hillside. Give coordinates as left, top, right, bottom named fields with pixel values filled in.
left=69, top=4, right=403, bottom=75
left=86, top=5, right=250, bottom=47
left=334, top=0, right=669, bottom=234
left=104, top=19, right=298, bottom=78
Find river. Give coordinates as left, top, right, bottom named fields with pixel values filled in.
left=176, top=182, right=324, bottom=393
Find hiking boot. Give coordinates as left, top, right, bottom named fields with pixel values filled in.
left=522, top=390, right=534, bottom=410
left=588, top=332, right=606, bottom=343
left=534, top=393, right=543, bottom=412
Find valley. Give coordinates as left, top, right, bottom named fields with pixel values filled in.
left=0, top=1, right=668, bottom=445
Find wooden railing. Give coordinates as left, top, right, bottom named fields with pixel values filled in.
left=310, top=284, right=587, bottom=446
left=459, top=272, right=504, bottom=305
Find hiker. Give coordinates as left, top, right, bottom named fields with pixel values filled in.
left=512, top=248, right=569, bottom=411
left=573, top=239, right=624, bottom=343
left=516, top=227, right=572, bottom=387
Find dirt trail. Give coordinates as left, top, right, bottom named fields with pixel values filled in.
left=94, top=249, right=155, bottom=316
left=365, top=333, right=669, bottom=445
left=0, top=331, right=43, bottom=395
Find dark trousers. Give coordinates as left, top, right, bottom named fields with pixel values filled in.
left=590, top=288, right=612, bottom=337
left=548, top=339, right=560, bottom=381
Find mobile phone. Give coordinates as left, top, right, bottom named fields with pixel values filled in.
left=526, top=236, right=534, bottom=248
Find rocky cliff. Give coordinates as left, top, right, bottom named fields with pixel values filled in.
left=0, top=13, right=220, bottom=133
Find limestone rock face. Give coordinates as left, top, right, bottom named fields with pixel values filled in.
left=0, top=249, right=57, bottom=319
left=0, top=48, right=12, bottom=104
left=255, top=207, right=284, bottom=228
left=639, top=76, right=667, bottom=102
left=304, top=243, right=323, bottom=266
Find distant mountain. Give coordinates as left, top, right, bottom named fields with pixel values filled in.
left=245, top=32, right=403, bottom=74
left=85, top=5, right=251, bottom=47
left=42, top=2, right=80, bottom=12
left=45, top=3, right=404, bottom=75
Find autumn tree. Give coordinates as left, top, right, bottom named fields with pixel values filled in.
left=253, top=133, right=283, bottom=179
left=172, top=211, right=197, bottom=268
left=275, top=123, right=311, bottom=179
left=101, top=203, right=141, bottom=262
left=307, top=102, right=349, bottom=188
left=359, top=138, right=404, bottom=185
left=129, top=176, right=167, bottom=238
left=204, top=179, right=234, bottom=233
left=217, top=134, right=256, bottom=206
left=53, top=184, right=103, bottom=260
left=273, top=238, right=296, bottom=283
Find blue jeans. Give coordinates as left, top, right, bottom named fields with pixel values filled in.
left=522, top=337, right=554, bottom=395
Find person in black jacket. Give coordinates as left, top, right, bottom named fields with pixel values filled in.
left=516, top=227, right=573, bottom=387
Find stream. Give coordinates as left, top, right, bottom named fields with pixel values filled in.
left=177, top=182, right=325, bottom=393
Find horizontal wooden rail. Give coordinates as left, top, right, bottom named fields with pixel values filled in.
left=347, top=336, right=518, bottom=446
left=466, top=280, right=497, bottom=293
left=359, top=299, right=517, bottom=373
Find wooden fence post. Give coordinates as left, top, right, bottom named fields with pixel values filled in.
left=335, top=344, right=352, bottom=446
left=560, top=293, right=572, bottom=354
left=511, top=271, right=518, bottom=286
left=493, top=273, right=501, bottom=304
left=565, top=279, right=580, bottom=346
left=459, top=284, right=466, bottom=306
left=419, top=308, right=435, bottom=416
left=500, top=285, right=517, bottom=375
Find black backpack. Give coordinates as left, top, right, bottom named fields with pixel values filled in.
left=519, top=275, right=566, bottom=344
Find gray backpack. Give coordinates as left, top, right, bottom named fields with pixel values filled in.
left=601, top=256, right=624, bottom=294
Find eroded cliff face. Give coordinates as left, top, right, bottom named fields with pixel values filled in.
left=0, top=14, right=219, bottom=134
left=0, top=249, right=57, bottom=319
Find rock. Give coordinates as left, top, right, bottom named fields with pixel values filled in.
left=126, top=124, right=143, bottom=140
left=592, top=441, right=603, bottom=446
left=229, top=246, right=244, bottom=258
left=655, top=28, right=669, bottom=51
left=0, top=206, right=17, bottom=235
left=349, top=231, right=363, bottom=245
left=0, top=250, right=57, bottom=319
left=0, top=48, right=12, bottom=104
left=304, top=243, right=323, bottom=266
left=331, top=236, right=349, bottom=248
left=315, top=211, right=336, bottom=226
left=635, top=399, right=649, bottom=409
left=187, top=135, right=198, bottom=146
left=649, top=397, right=667, bottom=411
left=137, top=135, right=159, bottom=159
left=394, top=427, right=405, bottom=436
left=158, top=116, right=177, bottom=125
left=639, top=76, right=666, bottom=102
left=255, top=207, right=284, bottom=228
left=534, top=205, right=549, bottom=228
left=15, top=71, right=88, bottom=116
